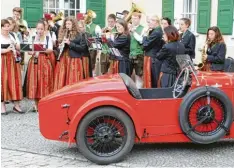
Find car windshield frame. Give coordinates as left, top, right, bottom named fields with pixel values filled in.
left=176, top=54, right=200, bottom=86
left=176, top=54, right=195, bottom=70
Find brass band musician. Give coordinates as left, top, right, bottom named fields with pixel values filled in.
left=106, top=19, right=131, bottom=76
left=142, top=15, right=164, bottom=88
left=179, top=18, right=196, bottom=60
left=12, top=7, right=29, bottom=40
left=54, top=17, right=88, bottom=91
left=26, top=20, right=54, bottom=111
left=199, top=26, right=226, bottom=72
left=101, top=14, right=117, bottom=74
left=129, top=12, right=145, bottom=88
left=84, top=10, right=102, bottom=76
left=1, top=19, right=23, bottom=114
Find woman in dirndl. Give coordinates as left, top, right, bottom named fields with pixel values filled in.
left=41, top=18, right=57, bottom=69
left=1, top=19, right=23, bottom=114
left=107, top=19, right=131, bottom=76
left=26, top=20, right=54, bottom=110
left=54, top=17, right=86, bottom=91
left=156, top=26, right=185, bottom=87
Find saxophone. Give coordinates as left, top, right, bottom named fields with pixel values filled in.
left=197, top=40, right=209, bottom=71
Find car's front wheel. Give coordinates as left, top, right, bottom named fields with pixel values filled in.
left=76, top=107, right=135, bottom=165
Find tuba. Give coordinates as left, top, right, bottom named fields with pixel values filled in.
left=52, top=12, right=63, bottom=23
left=84, top=10, right=97, bottom=25
left=125, top=3, right=144, bottom=23
left=14, top=8, right=27, bottom=35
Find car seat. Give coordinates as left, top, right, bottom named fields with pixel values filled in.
left=119, top=73, right=142, bottom=99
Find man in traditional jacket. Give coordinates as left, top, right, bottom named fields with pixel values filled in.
left=85, top=13, right=102, bottom=76
left=101, top=14, right=117, bottom=74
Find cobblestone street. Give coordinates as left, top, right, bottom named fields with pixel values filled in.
left=2, top=148, right=91, bottom=168
left=1, top=99, right=234, bottom=167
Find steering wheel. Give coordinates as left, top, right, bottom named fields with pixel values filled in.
left=173, top=68, right=190, bottom=98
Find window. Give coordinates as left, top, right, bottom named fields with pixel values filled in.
left=43, top=0, right=86, bottom=17
left=181, top=0, right=198, bottom=33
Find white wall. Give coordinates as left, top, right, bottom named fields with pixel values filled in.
left=106, top=0, right=162, bottom=26
left=1, top=0, right=20, bottom=19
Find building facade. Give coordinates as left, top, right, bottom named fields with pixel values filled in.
left=1, top=0, right=234, bottom=62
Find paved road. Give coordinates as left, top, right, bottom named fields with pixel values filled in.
left=2, top=99, right=234, bottom=167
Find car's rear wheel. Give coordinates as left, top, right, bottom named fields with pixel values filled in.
left=76, top=107, right=135, bottom=165
left=179, top=87, right=233, bottom=144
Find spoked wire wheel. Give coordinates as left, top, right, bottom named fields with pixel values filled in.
left=179, top=87, right=233, bottom=144
left=85, top=115, right=127, bottom=157
left=76, top=107, right=135, bottom=165
left=188, top=96, right=225, bottom=135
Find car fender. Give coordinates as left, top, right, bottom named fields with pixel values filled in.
left=68, top=96, right=142, bottom=142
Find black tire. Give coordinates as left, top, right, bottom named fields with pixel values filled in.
left=179, top=86, right=233, bottom=144
left=76, top=107, right=135, bottom=165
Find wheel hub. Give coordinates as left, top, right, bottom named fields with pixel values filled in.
left=197, top=105, right=215, bottom=124
left=95, top=124, right=114, bottom=143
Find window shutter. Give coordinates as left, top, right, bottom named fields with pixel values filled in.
left=162, top=0, right=174, bottom=23
left=197, top=0, right=211, bottom=34
left=20, top=0, right=43, bottom=28
left=86, top=0, right=106, bottom=28
left=217, top=0, right=234, bottom=35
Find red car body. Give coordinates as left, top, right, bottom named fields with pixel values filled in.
left=38, top=72, right=234, bottom=144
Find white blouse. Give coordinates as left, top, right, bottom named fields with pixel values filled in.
left=0, top=34, right=19, bottom=45
left=28, top=32, right=53, bottom=50
left=46, top=31, right=56, bottom=43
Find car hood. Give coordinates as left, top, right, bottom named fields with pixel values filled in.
left=196, top=71, right=234, bottom=87
left=41, top=74, right=126, bottom=101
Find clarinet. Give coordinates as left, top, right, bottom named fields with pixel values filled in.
left=10, top=38, right=21, bottom=63
left=32, top=34, right=40, bottom=64
left=57, top=29, right=70, bottom=61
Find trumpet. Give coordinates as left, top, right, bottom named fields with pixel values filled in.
left=102, top=27, right=116, bottom=33
left=57, top=29, right=70, bottom=61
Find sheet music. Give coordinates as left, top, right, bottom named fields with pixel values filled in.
left=110, top=47, right=122, bottom=57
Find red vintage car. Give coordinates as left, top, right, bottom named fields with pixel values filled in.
left=38, top=55, right=234, bottom=165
